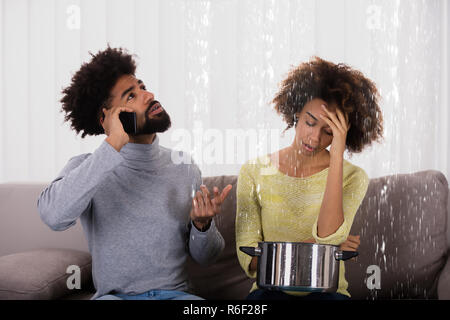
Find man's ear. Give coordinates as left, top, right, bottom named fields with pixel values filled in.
left=99, top=110, right=105, bottom=126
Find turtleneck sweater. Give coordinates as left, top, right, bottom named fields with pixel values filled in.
left=37, top=135, right=225, bottom=299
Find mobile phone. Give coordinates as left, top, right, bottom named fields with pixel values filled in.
left=119, top=112, right=137, bottom=134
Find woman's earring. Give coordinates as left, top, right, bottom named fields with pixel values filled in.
left=293, top=115, right=298, bottom=126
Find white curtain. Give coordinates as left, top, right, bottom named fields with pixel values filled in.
left=0, top=0, right=448, bottom=183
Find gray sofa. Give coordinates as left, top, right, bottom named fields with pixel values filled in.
left=1, top=170, right=449, bottom=300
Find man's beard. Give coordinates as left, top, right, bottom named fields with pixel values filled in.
left=136, top=108, right=172, bottom=135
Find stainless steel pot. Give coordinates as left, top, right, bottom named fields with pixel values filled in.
left=240, top=242, right=358, bottom=292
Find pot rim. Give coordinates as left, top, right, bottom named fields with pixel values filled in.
left=257, top=241, right=340, bottom=248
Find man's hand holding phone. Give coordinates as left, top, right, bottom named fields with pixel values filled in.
left=101, top=106, right=134, bottom=152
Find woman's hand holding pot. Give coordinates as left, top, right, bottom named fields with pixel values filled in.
left=303, top=234, right=360, bottom=252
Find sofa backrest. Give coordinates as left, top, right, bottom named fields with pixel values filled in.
left=189, top=170, right=449, bottom=299
left=1, top=170, right=449, bottom=300
left=346, top=170, right=449, bottom=299
left=186, top=176, right=253, bottom=299
left=0, top=183, right=89, bottom=257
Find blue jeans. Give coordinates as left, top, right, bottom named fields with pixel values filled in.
left=247, top=289, right=350, bottom=300
left=95, top=289, right=204, bottom=300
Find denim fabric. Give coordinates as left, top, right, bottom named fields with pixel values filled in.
left=95, top=290, right=204, bottom=300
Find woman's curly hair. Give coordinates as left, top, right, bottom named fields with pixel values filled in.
left=273, top=56, right=384, bottom=154
left=60, top=46, right=137, bottom=138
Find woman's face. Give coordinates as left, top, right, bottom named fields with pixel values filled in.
left=294, top=98, right=337, bottom=157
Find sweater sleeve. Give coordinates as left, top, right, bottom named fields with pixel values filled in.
left=188, top=162, right=225, bottom=265
left=312, top=166, right=369, bottom=245
left=37, top=140, right=124, bottom=231
left=235, top=163, right=262, bottom=279
left=188, top=219, right=225, bottom=265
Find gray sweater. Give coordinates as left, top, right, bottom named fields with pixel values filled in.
left=37, top=135, right=225, bottom=299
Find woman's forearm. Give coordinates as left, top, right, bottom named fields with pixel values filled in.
left=317, top=155, right=344, bottom=238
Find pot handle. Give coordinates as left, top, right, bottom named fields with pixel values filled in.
left=239, top=246, right=262, bottom=257
left=335, top=250, right=359, bottom=261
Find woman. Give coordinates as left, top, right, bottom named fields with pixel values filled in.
left=235, top=56, right=383, bottom=300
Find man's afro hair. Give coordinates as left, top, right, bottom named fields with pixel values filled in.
left=60, top=46, right=137, bottom=138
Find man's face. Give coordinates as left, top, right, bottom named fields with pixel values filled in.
left=107, top=74, right=171, bottom=135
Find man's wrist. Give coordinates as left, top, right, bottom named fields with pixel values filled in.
left=106, top=135, right=126, bottom=152
left=192, top=219, right=212, bottom=232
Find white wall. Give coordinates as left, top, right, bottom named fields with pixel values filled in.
left=0, top=0, right=448, bottom=182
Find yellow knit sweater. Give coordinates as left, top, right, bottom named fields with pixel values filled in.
left=235, top=154, right=369, bottom=297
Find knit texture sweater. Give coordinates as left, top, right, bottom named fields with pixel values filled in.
left=235, top=154, right=369, bottom=297
left=37, top=136, right=225, bottom=299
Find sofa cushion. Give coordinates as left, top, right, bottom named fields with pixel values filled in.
left=0, top=248, right=93, bottom=300
left=347, top=170, right=449, bottom=299
left=187, top=175, right=253, bottom=299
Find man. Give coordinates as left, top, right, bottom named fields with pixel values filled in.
left=37, top=46, right=232, bottom=300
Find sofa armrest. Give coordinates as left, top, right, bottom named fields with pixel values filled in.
left=438, top=253, right=450, bottom=299
left=0, top=248, right=92, bottom=300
